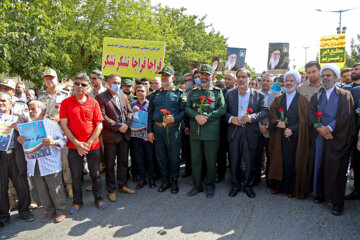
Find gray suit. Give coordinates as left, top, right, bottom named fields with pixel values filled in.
left=225, top=88, right=268, bottom=190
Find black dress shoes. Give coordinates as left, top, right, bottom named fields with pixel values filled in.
left=206, top=189, right=214, bottom=198
left=187, top=188, right=203, bottom=197
left=135, top=180, right=148, bottom=189
left=332, top=205, right=344, bottom=216
left=170, top=178, right=179, bottom=194
left=216, top=176, right=225, bottom=183
left=313, top=195, right=324, bottom=204
left=149, top=180, right=157, bottom=189
left=344, top=189, right=360, bottom=200
left=158, top=177, right=170, bottom=192
left=244, top=188, right=256, bottom=198
left=21, top=213, right=35, bottom=222
left=228, top=188, right=240, bottom=197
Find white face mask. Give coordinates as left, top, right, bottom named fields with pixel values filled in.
left=110, top=83, right=121, bottom=93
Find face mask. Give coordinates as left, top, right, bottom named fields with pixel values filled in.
left=185, top=81, right=194, bottom=90
left=110, top=84, right=120, bottom=93
left=195, top=78, right=201, bottom=86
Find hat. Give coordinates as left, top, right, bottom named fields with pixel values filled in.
left=352, top=62, right=360, bottom=68
left=159, top=66, right=175, bottom=76
left=121, top=78, right=134, bottom=86
left=0, top=78, right=16, bottom=90
left=320, top=63, right=340, bottom=78
left=41, top=68, right=58, bottom=79
left=284, top=70, right=301, bottom=84
left=199, top=64, right=213, bottom=75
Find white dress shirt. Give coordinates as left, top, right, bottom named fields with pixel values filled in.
left=285, top=90, right=296, bottom=110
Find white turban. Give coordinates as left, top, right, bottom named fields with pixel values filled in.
left=320, top=63, right=340, bottom=78
left=284, top=70, right=301, bottom=84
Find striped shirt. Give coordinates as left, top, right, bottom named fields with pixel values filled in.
left=27, top=118, right=66, bottom=177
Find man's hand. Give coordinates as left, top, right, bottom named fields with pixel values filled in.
left=241, top=115, right=251, bottom=123
left=50, top=117, right=60, bottom=123
left=42, top=137, right=56, bottom=146
left=10, top=123, right=18, bottom=131
left=231, top=117, right=242, bottom=126
left=277, top=121, right=286, bottom=129
left=74, top=139, right=90, bottom=156
left=164, top=115, right=175, bottom=125
left=132, top=106, right=140, bottom=112
left=259, top=124, right=268, bottom=134
left=184, top=127, right=190, bottom=135
left=119, top=123, right=128, bottom=133
left=284, top=57, right=290, bottom=64
left=323, top=132, right=334, bottom=140
left=147, top=133, right=154, bottom=143
left=195, top=115, right=208, bottom=126
left=317, top=126, right=331, bottom=138
left=284, top=128, right=292, bottom=138
left=17, top=135, right=26, bottom=144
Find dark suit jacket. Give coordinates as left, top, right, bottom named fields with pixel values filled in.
left=96, top=90, right=133, bottom=143
left=225, top=88, right=269, bottom=150
left=14, top=113, right=28, bottom=176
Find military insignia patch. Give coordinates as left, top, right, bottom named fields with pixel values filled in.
left=182, top=95, right=187, bottom=101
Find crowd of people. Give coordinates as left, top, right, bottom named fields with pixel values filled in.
left=0, top=60, right=359, bottom=228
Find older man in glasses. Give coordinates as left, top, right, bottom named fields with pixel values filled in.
left=60, top=73, right=107, bottom=213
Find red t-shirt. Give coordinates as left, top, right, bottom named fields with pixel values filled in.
left=59, top=94, right=104, bottom=150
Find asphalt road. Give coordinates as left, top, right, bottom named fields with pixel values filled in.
left=1, top=169, right=360, bottom=240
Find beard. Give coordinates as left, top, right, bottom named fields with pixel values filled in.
left=226, top=60, right=236, bottom=70
left=201, top=79, right=211, bottom=87
left=269, top=57, right=280, bottom=69
left=238, top=82, right=248, bottom=89
left=285, top=85, right=297, bottom=93
left=30, top=112, right=41, bottom=121
left=351, top=73, right=360, bottom=81
left=322, top=79, right=336, bottom=89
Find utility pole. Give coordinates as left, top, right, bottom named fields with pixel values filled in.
left=316, top=8, right=358, bottom=34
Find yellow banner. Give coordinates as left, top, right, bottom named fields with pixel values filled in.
left=319, top=34, right=346, bottom=69
left=102, top=38, right=166, bottom=78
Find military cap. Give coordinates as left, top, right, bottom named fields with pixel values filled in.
left=199, top=64, right=213, bottom=74
left=159, top=66, right=175, bottom=76
left=42, top=68, right=58, bottom=79
left=121, top=78, right=134, bottom=86
left=0, top=78, right=16, bottom=90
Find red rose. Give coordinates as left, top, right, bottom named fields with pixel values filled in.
left=247, top=108, right=253, bottom=114
left=207, top=97, right=211, bottom=104
left=199, top=96, right=206, bottom=101
left=315, top=112, right=322, bottom=118
left=55, top=105, right=60, bottom=109
left=278, top=108, right=283, bottom=112
left=166, top=110, right=171, bottom=115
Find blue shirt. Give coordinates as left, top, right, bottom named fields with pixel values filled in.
left=27, top=118, right=66, bottom=177
left=261, top=89, right=271, bottom=106
left=131, top=100, right=149, bottom=112
left=228, top=88, right=251, bottom=123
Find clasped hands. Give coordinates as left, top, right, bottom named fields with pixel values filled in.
left=277, top=121, right=293, bottom=138
left=231, top=115, right=251, bottom=126
left=317, top=126, right=333, bottom=140
left=195, top=115, right=208, bottom=126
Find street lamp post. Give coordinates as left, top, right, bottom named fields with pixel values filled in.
left=316, top=8, right=357, bottom=34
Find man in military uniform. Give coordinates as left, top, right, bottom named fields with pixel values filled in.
left=38, top=68, right=73, bottom=198
left=147, top=66, right=186, bottom=194
left=185, top=64, right=226, bottom=198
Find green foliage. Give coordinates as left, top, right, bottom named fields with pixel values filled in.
left=0, top=0, right=228, bottom=88
left=345, top=34, right=360, bottom=68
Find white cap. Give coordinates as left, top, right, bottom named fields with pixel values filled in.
left=41, top=68, right=58, bottom=79
left=320, top=63, right=340, bottom=78
left=0, top=78, right=16, bottom=90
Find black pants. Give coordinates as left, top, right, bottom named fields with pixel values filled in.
left=229, top=127, right=256, bottom=190
left=181, top=128, right=192, bottom=174
left=217, top=120, right=228, bottom=178
left=0, top=151, right=31, bottom=224
left=255, top=135, right=270, bottom=184
left=352, top=146, right=360, bottom=190
left=68, top=149, right=103, bottom=205
left=132, top=138, right=154, bottom=181
left=105, top=141, right=129, bottom=193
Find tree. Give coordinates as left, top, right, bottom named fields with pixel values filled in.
left=346, top=34, right=360, bottom=68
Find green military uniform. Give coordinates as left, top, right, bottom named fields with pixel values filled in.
left=147, top=67, right=186, bottom=182
left=185, top=64, right=226, bottom=193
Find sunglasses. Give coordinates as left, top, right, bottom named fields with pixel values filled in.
left=74, top=82, right=88, bottom=87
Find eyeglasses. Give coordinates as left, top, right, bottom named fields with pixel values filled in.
left=74, top=82, right=88, bottom=87
left=90, top=77, right=98, bottom=81
left=0, top=86, right=11, bottom=91
left=321, top=74, right=334, bottom=78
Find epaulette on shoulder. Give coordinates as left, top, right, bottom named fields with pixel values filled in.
left=213, top=86, right=221, bottom=90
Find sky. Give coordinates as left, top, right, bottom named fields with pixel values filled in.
left=150, top=0, right=360, bottom=73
